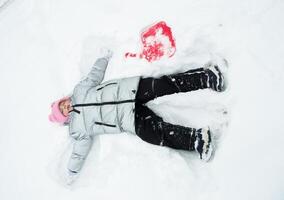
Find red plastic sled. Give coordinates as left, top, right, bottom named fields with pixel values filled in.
left=125, top=21, right=176, bottom=62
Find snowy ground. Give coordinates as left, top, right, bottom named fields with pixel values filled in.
left=0, top=0, right=284, bottom=199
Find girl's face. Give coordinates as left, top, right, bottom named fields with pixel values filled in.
left=59, top=98, right=72, bottom=117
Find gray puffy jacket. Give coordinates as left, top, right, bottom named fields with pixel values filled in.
left=67, top=57, right=140, bottom=174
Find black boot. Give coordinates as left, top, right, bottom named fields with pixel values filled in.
left=168, top=68, right=210, bottom=92
left=205, top=64, right=226, bottom=92
left=159, top=121, right=198, bottom=151
left=169, top=65, right=225, bottom=92
left=160, top=122, right=213, bottom=161
left=194, top=127, right=213, bottom=161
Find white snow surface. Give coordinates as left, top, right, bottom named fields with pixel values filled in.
left=0, top=0, right=284, bottom=199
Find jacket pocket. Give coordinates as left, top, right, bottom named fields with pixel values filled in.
left=94, top=121, right=116, bottom=127
left=96, top=82, right=118, bottom=91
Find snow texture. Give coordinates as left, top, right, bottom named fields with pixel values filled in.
left=0, top=0, right=283, bottom=199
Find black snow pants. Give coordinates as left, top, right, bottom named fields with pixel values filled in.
left=134, top=67, right=210, bottom=151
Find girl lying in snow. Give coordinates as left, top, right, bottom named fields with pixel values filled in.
left=49, top=50, right=226, bottom=185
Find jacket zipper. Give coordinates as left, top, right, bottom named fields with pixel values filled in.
left=72, top=99, right=135, bottom=108
left=94, top=121, right=116, bottom=127
left=96, top=82, right=117, bottom=91
left=71, top=99, right=136, bottom=126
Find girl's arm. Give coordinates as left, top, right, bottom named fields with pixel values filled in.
left=76, top=49, right=113, bottom=88
left=67, top=135, right=93, bottom=176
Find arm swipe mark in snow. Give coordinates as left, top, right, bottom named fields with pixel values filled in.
left=0, top=0, right=15, bottom=13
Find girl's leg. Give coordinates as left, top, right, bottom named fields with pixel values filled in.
left=135, top=103, right=213, bottom=160
left=136, top=65, right=225, bottom=104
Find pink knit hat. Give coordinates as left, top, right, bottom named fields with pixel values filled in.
left=49, top=97, right=70, bottom=124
